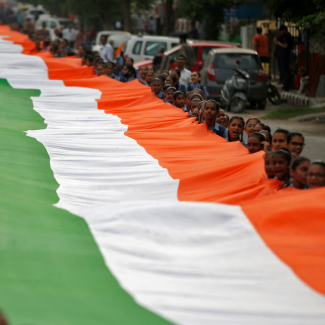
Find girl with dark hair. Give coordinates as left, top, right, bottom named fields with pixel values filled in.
left=290, top=157, right=310, bottom=189
left=163, top=84, right=172, bottom=99
left=173, top=91, right=187, bottom=112
left=307, top=161, right=325, bottom=189
left=145, top=71, right=154, bottom=86
left=254, top=122, right=271, bottom=133
left=247, top=132, right=269, bottom=154
left=185, top=91, right=194, bottom=111
left=272, top=128, right=289, bottom=151
left=164, top=87, right=177, bottom=105
left=170, top=69, right=187, bottom=92
left=227, top=116, right=245, bottom=143
left=165, top=75, right=178, bottom=89
left=287, top=132, right=305, bottom=157
left=119, top=64, right=136, bottom=82
left=105, top=62, right=117, bottom=79
left=243, top=117, right=261, bottom=146
left=265, top=152, right=274, bottom=178
left=151, top=78, right=165, bottom=99
left=272, top=149, right=292, bottom=188
left=187, top=71, right=209, bottom=99
left=97, top=64, right=106, bottom=76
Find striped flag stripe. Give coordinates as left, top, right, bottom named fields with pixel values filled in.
left=0, top=26, right=324, bottom=325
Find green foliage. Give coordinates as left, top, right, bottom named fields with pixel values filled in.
left=178, top=0, right=246, bottom=40
left=296, top=0, right=325, bottom=46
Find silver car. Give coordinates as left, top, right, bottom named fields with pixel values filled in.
left=201, top=48, right=267, bottom=109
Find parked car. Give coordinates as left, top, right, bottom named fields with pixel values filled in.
left=35, top=16, right=78, bottom=41
left=200, top=48, right=267, bottom=109
left=92, top=31, right=132, bottom=53
left=26, top=6, right=47, bottom=21
left=123, top=35, right=190, bottom=63
left=134, top=42, right=240, bottom=72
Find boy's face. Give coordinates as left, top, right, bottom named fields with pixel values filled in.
left=152, top=81, right=162, bottom=94
left=175, top=94, right=185, bottom=108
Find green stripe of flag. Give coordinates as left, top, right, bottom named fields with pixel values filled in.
left=0, top=79, right=174, bottom=325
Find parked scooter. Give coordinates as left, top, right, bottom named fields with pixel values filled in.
left=220, top=67, right=250, bottom=113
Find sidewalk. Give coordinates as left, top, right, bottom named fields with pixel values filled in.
left=273, top=82, right=325, bottom=107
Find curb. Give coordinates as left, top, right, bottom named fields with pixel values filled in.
left=280, top=91, right=310, bottom=107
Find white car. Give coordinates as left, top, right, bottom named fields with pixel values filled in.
left=35, top=16, right=79, bottom=41
left=92, top=31, right=132, bottom=53
left=123, top=35, right=193, bottom=63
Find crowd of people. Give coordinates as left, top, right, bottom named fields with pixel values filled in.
left=2, top=9, right=324, bottom=192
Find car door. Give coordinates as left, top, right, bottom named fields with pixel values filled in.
left=131, top=40, right=143, bottom=62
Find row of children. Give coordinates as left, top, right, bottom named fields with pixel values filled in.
left=92, top=55, right=325, bottom=191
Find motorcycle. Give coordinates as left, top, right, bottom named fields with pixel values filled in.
left=266, top=77, right=282, bottom=105
left=220, top=67, right=250, bottom=113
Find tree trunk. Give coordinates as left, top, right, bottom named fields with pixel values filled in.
left=163, top=0, right=174, bottom=36
left=123, top=0, right=132, bottom=32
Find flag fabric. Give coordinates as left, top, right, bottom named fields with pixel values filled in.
left=0, top=26, right=324, bottom=325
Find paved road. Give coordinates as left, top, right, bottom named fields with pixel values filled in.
left=228, top=102, right=325, bottom=161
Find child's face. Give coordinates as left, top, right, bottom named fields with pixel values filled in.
left=170, top=70, right=179, bottom=82
left=191, top=72, right=200, bottom=84
left=216, top=109, right=227, bottom=127
left=174, top=94, right=185, bottom=108
left=166, top=76, right=174, bottom=86
left=191, top=101, right=199, bottom=111
left=122, top=65, right=130, bottom=77
left=151, top=81, right=162, bottom=94
left=272, top=154, right=289, bottom=181
left=228, top=118, right=244, bottom=141
left=204, top=101, right=217, bottom=122
left=272, top=132, right=287, bottom=151
left=307, top=164, right=325, bottom=189
left=97, top=65, right=105, bottom=76
left=166, top=90, right=174, bottom=103
left=185, top=94, right=192, bottom=108
left=191, top=94, right=201, bottom=101
left=147, top=65, right=154, bottom=72
left=247, top=136, right=263, bottom=154
left=245, top=119, right=259, bottom=136
left=287, top=135, right=304, bottom=156
left=145, top=73, right=154, bottom=84
left=290, top=160, right=310, bottom=187
left=265, top=154, right=274, bottom=178
left=105, top=65, right=113, bottom=75
left=139, top=66, right=147, bottom=79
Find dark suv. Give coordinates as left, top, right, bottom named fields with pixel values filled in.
left=201, top=48, right=267, bottom=109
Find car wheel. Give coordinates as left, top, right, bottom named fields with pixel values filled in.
left=230, top=97, right=246, bottom=113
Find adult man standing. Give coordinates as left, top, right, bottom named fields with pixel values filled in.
left=179, top=33, right=195, bottom=70
left=100, top=35, right=113, bottom=63
left=62, top=22, right=76, bottom=49
left=274, top=25, right=293, bottom=91
left=252, top=27, right=269, bottom=63
left=175, top=54, right=191, bottom=86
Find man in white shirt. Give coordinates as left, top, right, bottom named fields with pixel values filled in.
left=62, top=23, right=76, bottom=48
left=176, top=54, right=191, bottom=86
left=100, top=35, right=114, bottom=63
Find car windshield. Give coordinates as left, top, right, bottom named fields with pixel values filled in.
left=214, top=53, right=259, bottom=69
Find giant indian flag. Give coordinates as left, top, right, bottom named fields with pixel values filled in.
left=0, top=26, right=324, bottom=325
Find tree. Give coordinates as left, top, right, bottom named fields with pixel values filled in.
left=178, top=0, right=246, bottom=40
